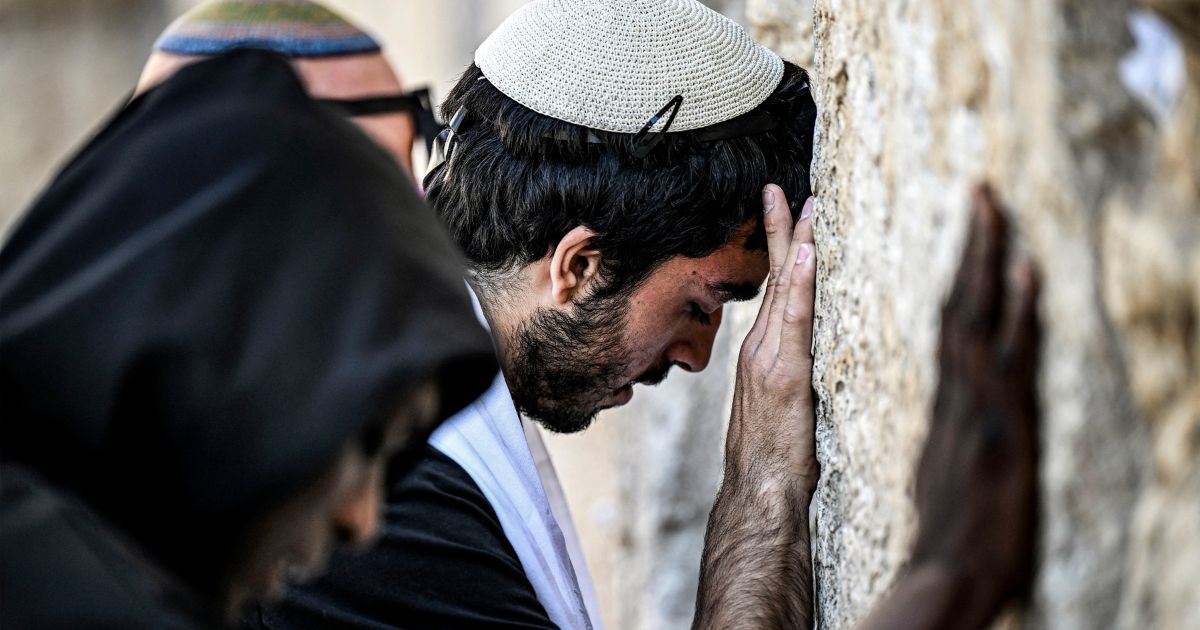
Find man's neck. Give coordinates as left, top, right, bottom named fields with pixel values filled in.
left=466, top=280, right=520, bottom=372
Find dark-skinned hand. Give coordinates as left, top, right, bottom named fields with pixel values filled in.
left=915, top=183, right=1040, bottom=627
left=859, top=184, right=1040, bottom=630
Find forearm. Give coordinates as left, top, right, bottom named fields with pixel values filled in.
left=692, top=464, right=814, bottom=630
left=695, top=185, right=820, bottom=629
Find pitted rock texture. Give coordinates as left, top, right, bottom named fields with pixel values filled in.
left=744, top=0, right=1200, bottom=627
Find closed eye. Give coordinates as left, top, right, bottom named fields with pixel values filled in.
left=688, top=301, right=714, bottom=326
left=708, top=281, right=761, bottom=303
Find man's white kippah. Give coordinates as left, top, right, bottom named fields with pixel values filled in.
left=474, top=0, right=785, bottom=134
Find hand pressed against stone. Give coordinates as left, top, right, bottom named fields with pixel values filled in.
left=911, top=184, right=1040, bottom=624
left=858, top=184, right=1040, bottom=630
left=730, top=184, right=820, bottom=490
left=693, top=184, right=818, bottom=630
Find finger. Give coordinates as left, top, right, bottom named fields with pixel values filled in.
left=747, top=185, right=796, bottom=348
left=1011, top=262, right=1041, bottom=482
left=763, top=195, right=814, bottom=354
left=777, top=239, right=817, bottom=371
left=998, top=257, right=1040, bottom=373
left=945, top=184, right=1009, bottom=337
left=793, top=195, right=815, bottom=251
left=975, top=257, right=1041, bottom=479
left=999, top=259, right=1042, bottom=462
left=963, top=184, right=1009, bottom=334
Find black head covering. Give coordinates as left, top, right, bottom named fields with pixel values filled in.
left=0, top=50, right=497, bottom=603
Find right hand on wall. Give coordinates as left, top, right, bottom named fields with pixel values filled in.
left=693, top=185, right=820, bottom=630
left=725, top=184, right=820, bottom=493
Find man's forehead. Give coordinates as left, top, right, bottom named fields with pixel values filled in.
left=672, top=244, right=769, bottom=299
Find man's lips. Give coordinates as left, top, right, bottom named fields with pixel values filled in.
left=601, top=362, right=675, bottom=411
left=600, top=383, right=635, bottom=409
left=600, top=362, right=676, bottom=408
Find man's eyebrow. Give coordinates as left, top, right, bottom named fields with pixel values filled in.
left=708, top=281, right=761, bottom=303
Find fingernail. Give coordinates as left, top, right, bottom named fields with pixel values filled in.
left=763, top=187, right=775, bottom=213
left=800, top=197, right=815, bottom=221
left=796, top=243, right=812, bottom=265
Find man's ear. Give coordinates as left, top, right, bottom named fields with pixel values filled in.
left=550, top=226, right=602, bottom=305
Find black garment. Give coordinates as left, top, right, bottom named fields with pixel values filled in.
left=0, top=50, right=497, bottom=624
left=0, top=465, right=213, bottom=629
left=250, top=445, right=557, bottom=629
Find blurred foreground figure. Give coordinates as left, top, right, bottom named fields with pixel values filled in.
left=858, top=186, right=1040, bottom=630
left=259, top=0, right=823, bottom=628
left=0, top=51, right=496, bottom=627
left=138, top=0, right=439, bottom=179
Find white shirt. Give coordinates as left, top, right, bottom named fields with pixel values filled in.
left=427, top=288, right=603, bottom=629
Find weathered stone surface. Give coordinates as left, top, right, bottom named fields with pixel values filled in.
left=747, top=0, right=813, bottom=70
left=745, top=0, right=1200, bottom=627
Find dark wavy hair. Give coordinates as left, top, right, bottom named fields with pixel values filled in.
left=424, top=61, right=816, bottom=300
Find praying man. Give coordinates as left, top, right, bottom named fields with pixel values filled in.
left=134, top=2, right=1039, bottom=628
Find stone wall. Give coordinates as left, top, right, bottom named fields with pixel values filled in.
left=746, top=0, right=1199, bottom=627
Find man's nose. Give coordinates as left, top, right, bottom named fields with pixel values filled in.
left=333, top=479, right=382, bottom=548
left=666, top=307, right=723, bottom=372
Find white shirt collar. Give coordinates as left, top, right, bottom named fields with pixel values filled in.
left=425, top=284, right=603, bottom=629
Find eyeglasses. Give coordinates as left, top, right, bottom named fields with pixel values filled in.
left=315, top=87, right=442, bottom=160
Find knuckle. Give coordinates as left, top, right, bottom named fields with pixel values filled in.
left=752, top=354, right=774, bottom=375
left=783, top=305, right=810, bottom=325
left=780, top=352, right=813, bottom=375
left=774, top=274, right=792, bottom=292
left=791, top=258, right=815, bottom=281
left=793, top=219, right=808, bottom=238
left=763, top=369, right=797, bottom=392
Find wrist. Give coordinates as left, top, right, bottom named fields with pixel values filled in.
left=720, top=457, right=817, bottom=509
left=903, top=559, right=1001, bottom=630
left=725, top=405, right=819, bottom=497
left=724, top=446, right=819, bottom=497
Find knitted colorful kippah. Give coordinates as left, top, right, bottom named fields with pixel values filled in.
left=155, top=0, right=380, bottom=58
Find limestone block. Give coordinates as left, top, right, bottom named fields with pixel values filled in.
left=742, top=0, right=1200, bottom=627
left=747, top=0, right=814, bottom=66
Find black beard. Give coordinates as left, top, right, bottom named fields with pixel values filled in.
left=505, top=291, right=631, bottom=433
